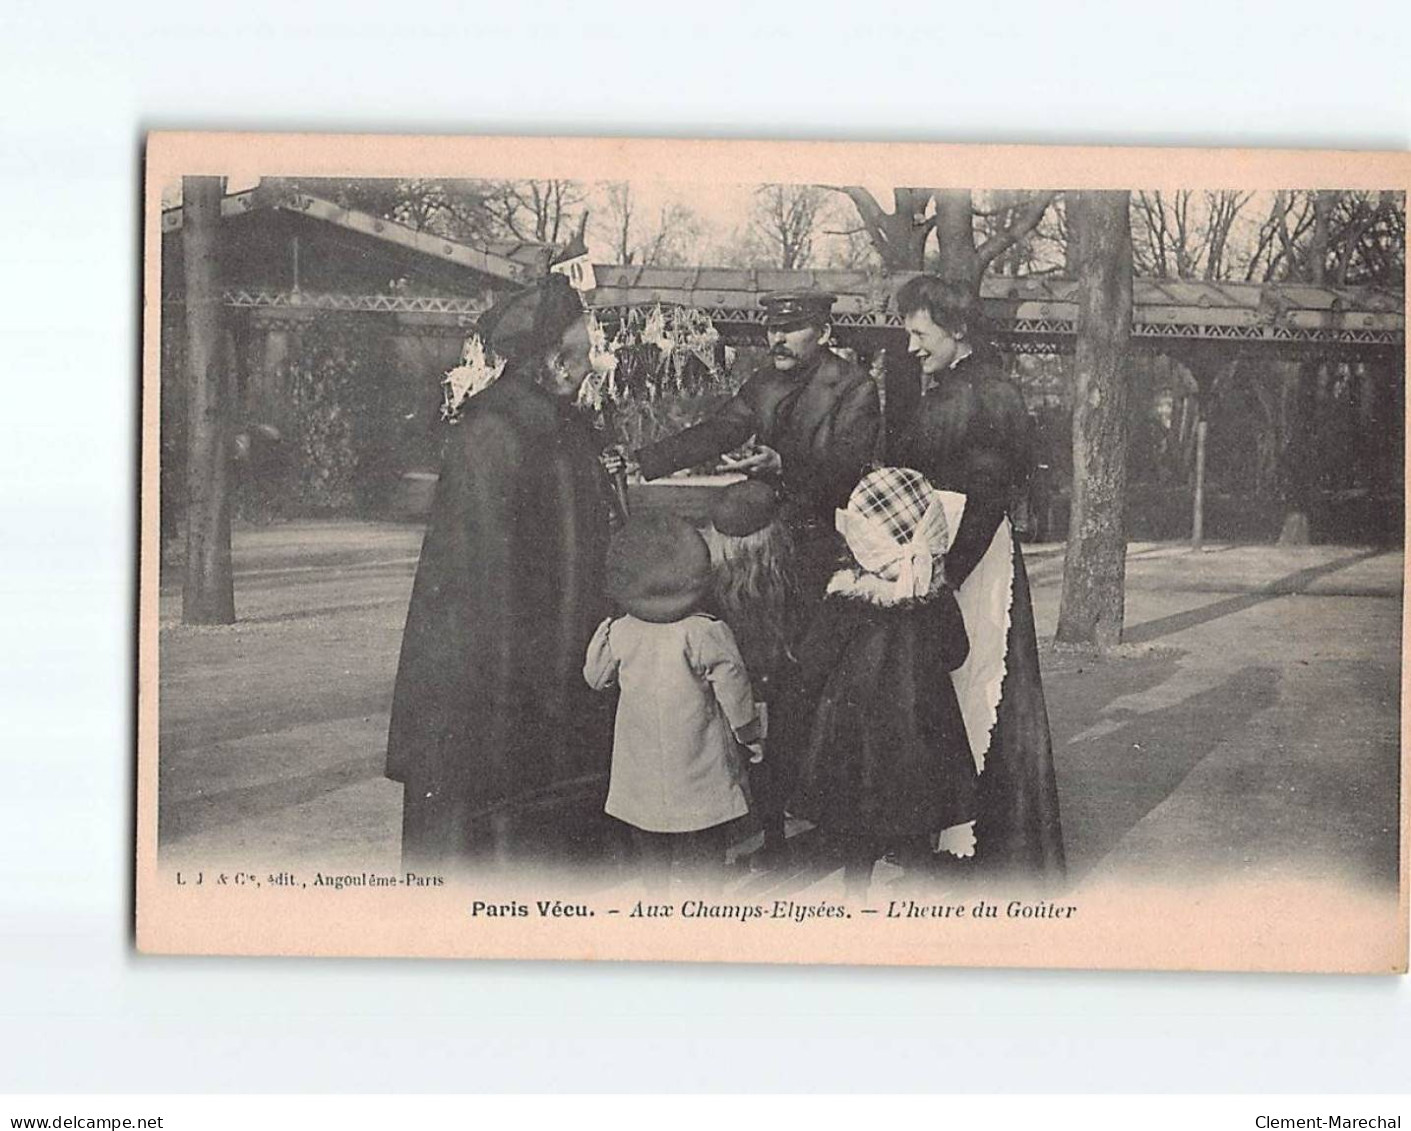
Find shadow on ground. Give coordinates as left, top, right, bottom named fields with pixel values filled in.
left=1055, top=664, right=1280, bottom=878
left=1123, top=549, right=1384, bottom=644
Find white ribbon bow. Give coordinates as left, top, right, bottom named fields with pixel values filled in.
left=835, top=493, right=955, bottom=602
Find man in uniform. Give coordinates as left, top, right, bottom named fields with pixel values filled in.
left=633, top=289, right=880, bottom=600
left=625, top=289, right=880, bottom=865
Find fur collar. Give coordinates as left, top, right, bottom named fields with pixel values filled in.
left=825, top=568, right=945, bottom=608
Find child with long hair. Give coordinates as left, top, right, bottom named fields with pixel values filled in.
left=702, top=479, right=798, bottom=863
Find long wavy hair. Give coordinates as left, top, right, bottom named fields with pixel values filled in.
left=702, top=520, right=797, bottom=696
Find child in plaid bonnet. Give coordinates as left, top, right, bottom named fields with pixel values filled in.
left=783, top=466, right=978, bottom=898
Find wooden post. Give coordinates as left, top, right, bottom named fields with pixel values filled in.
left=181, top=176, right=236, bottom=625
left=1278, top=357, right=1320, bottom=545
left=1191, top=418, right=1207, bottom=551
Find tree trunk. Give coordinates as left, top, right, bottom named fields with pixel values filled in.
left=1276, top=190, right=1337, bottom=541
left=1062, top=198, right=1081, bottom=278
left=181, top=176, right=236, bottom=625
left=932, top=189, right=981, bottom=287
left=1307, top=191, right=1335, bottom=285
left=1056, top=191, right=1134, bottom=648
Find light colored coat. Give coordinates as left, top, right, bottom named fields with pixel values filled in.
left=584, top=613, right=756, bottom=833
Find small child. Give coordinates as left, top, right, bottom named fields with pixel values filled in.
left=784, top=466, right=977, bottom=899
left=584, top=512, right=760, bottom=895
left=702, top=479, right=797, bottom=863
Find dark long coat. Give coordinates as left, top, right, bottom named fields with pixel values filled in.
left=385, top=368, right=616, bottom=841
left=889, top=351, right=1067, bottom=878
left=786, top=584, right=976, bottom=840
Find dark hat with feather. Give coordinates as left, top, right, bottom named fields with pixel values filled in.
left=476, top=270, right=586, bottom=361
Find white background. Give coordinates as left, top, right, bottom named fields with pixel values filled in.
left=1, top=0, right=1408, bottom=1094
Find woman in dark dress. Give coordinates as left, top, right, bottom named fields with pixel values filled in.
left=889, top=275, right=1065, bottom=881
left=385, top=274, right=618, bottom=873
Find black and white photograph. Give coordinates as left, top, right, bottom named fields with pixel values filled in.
left=137, top=133, right=1408, bottom=971
left=8, top=0, right=1411, bottom=1110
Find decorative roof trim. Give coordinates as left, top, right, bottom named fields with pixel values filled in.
left=161, top=188, right=550, bottom=285
left=586, top=267, right=1403, bottom=345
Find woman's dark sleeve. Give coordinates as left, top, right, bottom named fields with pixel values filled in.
left=387, top=409, right=522, bottom=786
left=943, top=377, right=1033, bottom=586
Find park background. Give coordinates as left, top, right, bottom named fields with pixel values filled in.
left=151, top=153, right=1404, bottom=904
left=159, top=177, right=1404, bottom=557
left=5, top=0, right=1411, bottom=1095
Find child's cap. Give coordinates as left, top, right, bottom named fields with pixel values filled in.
left=837, top=467, right=966, bottom=596
left=709, top=478, right=780, bottom=538
left=606, top=512, right=712, bottom=623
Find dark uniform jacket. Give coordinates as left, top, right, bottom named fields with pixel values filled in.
left=636, top=349, right=881, bottom=522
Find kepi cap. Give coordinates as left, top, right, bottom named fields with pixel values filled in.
left=759, top=288, right=836, bottom=330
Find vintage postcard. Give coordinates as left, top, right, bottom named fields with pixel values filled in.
left=138, top=132, right=1409, bottom=971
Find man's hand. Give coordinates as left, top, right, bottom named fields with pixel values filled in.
left=720, top=443, right=782, bottom=475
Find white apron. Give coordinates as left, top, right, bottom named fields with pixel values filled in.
left=932, top=493, right=1016, bottom=856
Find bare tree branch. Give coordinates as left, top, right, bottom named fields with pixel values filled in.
left=976, top=191, right=1056, bottom=270
left=834, top=185, right=894, bottom=249
left=827, top=185, right=936, bottom=270
left=751, top=184, right=826, bottom=269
